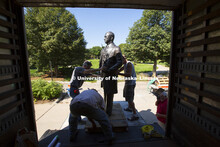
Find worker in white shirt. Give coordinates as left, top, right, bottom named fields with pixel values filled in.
left=69, top=89, right=114, bottom=144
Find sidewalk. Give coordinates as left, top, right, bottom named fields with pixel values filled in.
left=34, top=81, right=159, bottom=139
left=34, top=98, right=71, bottom=138
left=142, top=64, right=169, bottom=77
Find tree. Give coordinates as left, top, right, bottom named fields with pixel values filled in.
left=126, top=10, right=171, bottom=77
left=25, top=8, right=45, bottom=71
left=119, top=43, right=127, bottom=55
left=85, top=49, right=91, bottom=59
left=89, top=46, right=102, bottom=59
left=25, top=8, right=87, bottom=76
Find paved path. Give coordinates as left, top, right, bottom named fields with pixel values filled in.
left=34, top=81, right=159, bottom=139
left=34, top=99, right=70, bottom=139
left=157, top=64, right=169, bottom=71
left=143, top=64, right=169, bottom=77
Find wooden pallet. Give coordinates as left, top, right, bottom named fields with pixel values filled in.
left=85, top=103, right=128, bottom=133
left=151, top=77, right=169, bottom=90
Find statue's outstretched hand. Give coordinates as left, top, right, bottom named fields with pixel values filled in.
left=101, top=66, right=107, bottom=72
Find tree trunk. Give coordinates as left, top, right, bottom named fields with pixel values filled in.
left=37, top=68, right=42, bottom=72
left=55, top=65, right=58, bottom=78
left=153, top=59, right=157, bottom=77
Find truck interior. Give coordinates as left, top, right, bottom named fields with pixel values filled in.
left=0, top=0, right=219, bottom=146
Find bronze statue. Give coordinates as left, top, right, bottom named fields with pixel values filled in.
left=100, top=31, right=123, bottom=116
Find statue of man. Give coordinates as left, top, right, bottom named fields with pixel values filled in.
left=100, top=31, right=123, bottom=116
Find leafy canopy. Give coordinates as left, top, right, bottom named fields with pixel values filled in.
left=25, top=8, right=87, bottom=73
left=89, top=46, right=102, bottom=59
left=126, top=10, right=171, bottom=63
left=125, top=10, right=171, bottom=76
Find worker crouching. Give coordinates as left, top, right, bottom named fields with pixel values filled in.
left=69, top=89, right=114, bottom=144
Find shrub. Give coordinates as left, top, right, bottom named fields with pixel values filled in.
left=30, top=69, right=44, bottom=77
left=31, top=72, right=45, bottom=77
left=31, top=79, right=63, bottom=101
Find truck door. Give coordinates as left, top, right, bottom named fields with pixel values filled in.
left=0, top=0, right=37, bottom=146
left=167, top=0, right=220, bottom=146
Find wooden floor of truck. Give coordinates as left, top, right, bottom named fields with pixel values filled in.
left=39, top=126, right=178, bottom=147
left=39, top=102, right=178, bottom=146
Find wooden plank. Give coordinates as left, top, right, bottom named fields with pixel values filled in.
left=166, top=9, right=179, bottom=137
left=0, top=30, right=18, bottom=39
left=0, top=7, right=16, bottom=19
left=197, top=5, right=209, bottom=116
left=159, top=82, right=169, bottom=84
left=0, top=42, right=19, bottom=50
left=174, top=93, right=220, bottom=118
left=177, top=36, right=220, bottom=48
left=177, top=50, right=220, bottom=58
left=0, top=99, right=25, bottom=116
left=0, top=77, right=23, bottom=87
left=0, top=88, right=24, bottom=101
left=15, top=0, right=181, bottom=10
left=0, top=54, right=20, bottom=60
left=176, top=73, right=220, bottom=86
left=175, top=84, right=220, bottom=103
left=179, top=62, right=220, bottom=73
left=178, top=22, right=220, bottom=39
left=15, top=3, right=177, bottom=10
left=178, top=0, right=219, bottom=21
left=0, top=65, right=20, bottom=76
left=178, top=9, right=220, bottom=30
left=0, top=19, right=17, bottom=29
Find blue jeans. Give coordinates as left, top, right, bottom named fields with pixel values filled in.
left=69, top=87, right=80, bottom=136
left=70, top=102, right=113, bottom=140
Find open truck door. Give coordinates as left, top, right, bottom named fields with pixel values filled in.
left=167, top=0, right=220, bottom=146
left=0, top=0, right=37, bottom=146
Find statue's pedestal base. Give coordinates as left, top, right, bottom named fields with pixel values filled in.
left=85, top=103, right=128, bottom=133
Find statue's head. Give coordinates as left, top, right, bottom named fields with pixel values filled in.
left=104, top=31, right=114, bottom=44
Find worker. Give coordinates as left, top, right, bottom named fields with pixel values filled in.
left=69, top=61, right=100, bottom=141
left=69, top=60, right=100, bottom=98
left=69, top=89, right=114, bottom=144
left=155, top=88, right=168, bottom=130
left=118, top=55, right=139, bottom=121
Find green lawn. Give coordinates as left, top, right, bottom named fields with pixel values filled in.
left=88, top=59, right=153, bottom=73
left=30, top=69, right=37, bottom=74
left=88, top=59, right=99, bottom=69
left=30, top=59, right=167, bottom=81
left=134, top=63, right=153, bottom=73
